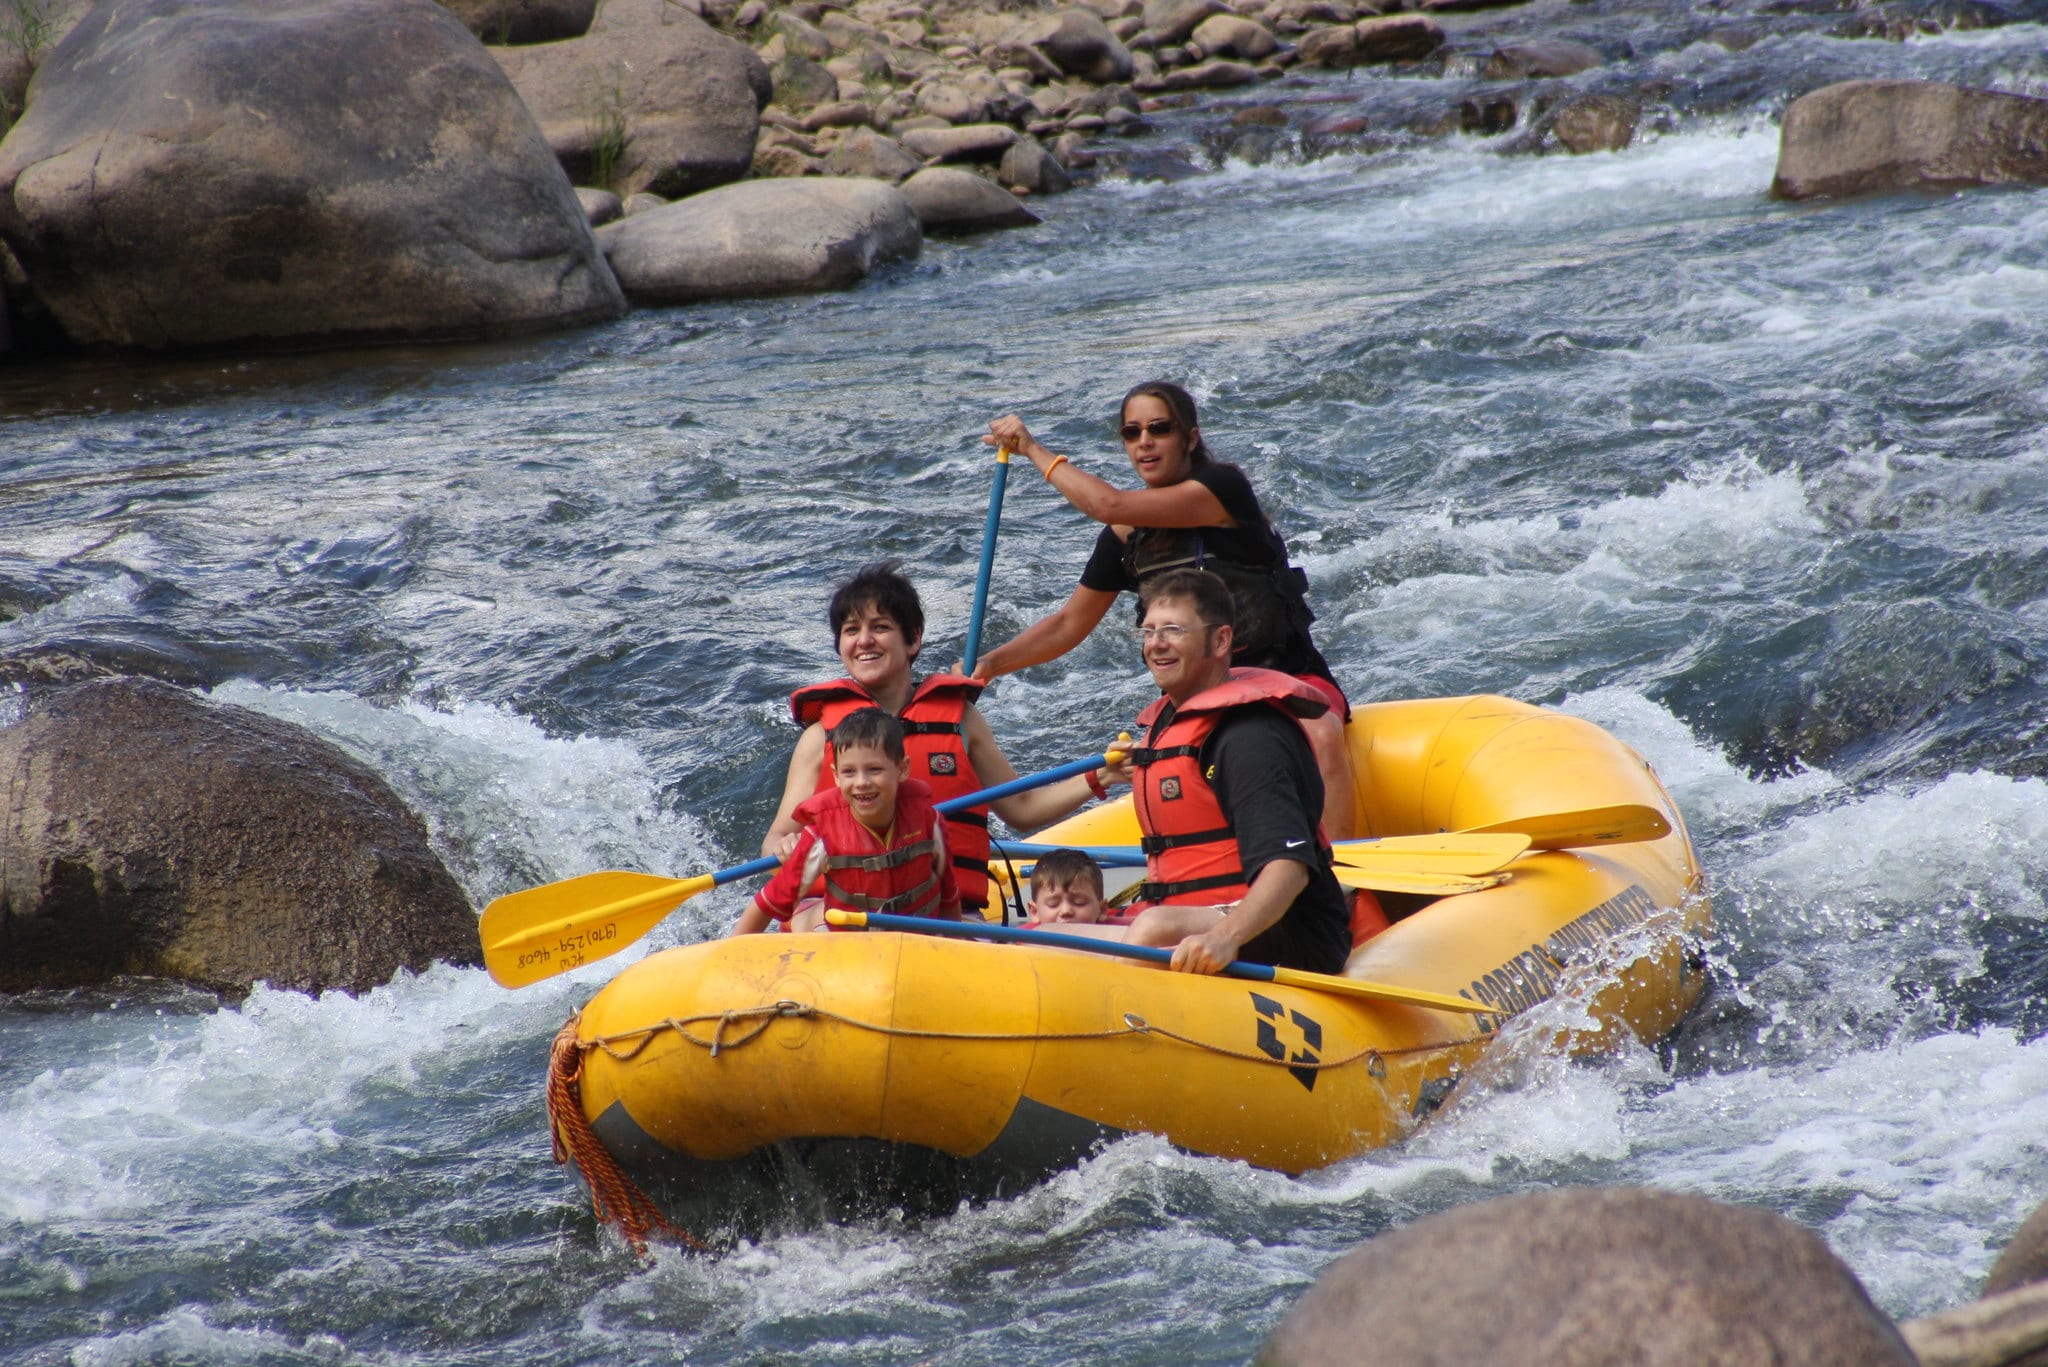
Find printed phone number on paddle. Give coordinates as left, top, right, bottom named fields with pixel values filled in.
left=517, top=922, right=620, bottom=972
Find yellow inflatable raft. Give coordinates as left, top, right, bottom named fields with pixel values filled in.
left=552, top=695, right=1710, bottom=1235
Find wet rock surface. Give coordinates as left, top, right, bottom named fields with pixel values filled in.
left=0, top=0, right=624, bottom=351
left=0, top=678, right=479, bottom=996
left=1258, top=1187, right=1920, bottom=1367
left=1773, top=79, right=2048, bottom=199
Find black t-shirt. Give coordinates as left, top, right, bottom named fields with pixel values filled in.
left=1078, top=464, right=1283, bottom=592
left=1076, top=464, right=1336, bottom=686
left=1199, top=707, right=1352, bottom=975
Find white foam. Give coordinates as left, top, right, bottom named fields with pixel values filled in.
left=0, top=573, right=146, bottom=643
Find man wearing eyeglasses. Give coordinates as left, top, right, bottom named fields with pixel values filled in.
left=1119, top=569, right=1353, bottom=976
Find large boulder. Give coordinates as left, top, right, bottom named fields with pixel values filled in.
left=0, top=678, right=479, bottom=995
left=595, top=177, right=920, bottom=303
left=826, top=126, right=922, bottom=181
left=1190, top=13, right=1279, bottom=60
left=441, top=0, right=596, bottom=43
left=1773, top=79, right=2048, bottom=200
left=899, top=167, right=1040, bottom=233
left=1000, top=135, right=1072, bottom=194
left=0, top=0, right=624, bottom=351
left=491, top=7, right=770, bottom=198
left=1257, top=1188, right=1918, bottom=1367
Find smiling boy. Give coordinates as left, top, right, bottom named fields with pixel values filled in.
left=733, top=708, right=963, bottom=935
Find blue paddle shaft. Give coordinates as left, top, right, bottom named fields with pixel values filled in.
left=962, top=452, right=1010, bottom=673
left=850, top=910, right=1282, bottom=986
left=990, top=840, right=1146, bottom=869
left=708, top=752, right=1110, bottom=888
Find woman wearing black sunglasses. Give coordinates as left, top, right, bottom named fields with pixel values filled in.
left=978, top=380, right=1355, bottom=838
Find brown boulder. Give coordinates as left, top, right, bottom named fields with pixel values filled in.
left=1773, top=79, right=2048, bottom=200
left=900, top=122, right=1021, bottom=162
left=0, top=0, right=623, bottom=351
left=1142, top=0, right=1227, bottom=43
left=1483, top=38, right=1603, bottom=79
left=1295, top=23, right=1361, bottom=66
left=595, top=177, right=920, bottom=302
left=491, top=7, right=770, bottom=197
left=826, top=127, right=922, bottom=181
left=1257, top=1187, right=1917, bottom=1367
left=1000, top=135, right=1073, bottom=193
left=899, top=167, right=1041, bottom=232
left=1354, top=14, right=1444, bottom=61
left=0, top=678, right=479, bottom=995
left=997, top=8, right=1135, bottom=83
left=1551, top=93, right=1637, bottom=152
left=1191, top=13, right=1279, bottom=59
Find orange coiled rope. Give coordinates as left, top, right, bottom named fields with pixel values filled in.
left=546, top=1014, right=702, bottom=1254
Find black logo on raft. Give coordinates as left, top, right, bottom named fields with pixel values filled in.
left=1251, top=992, right=1322, bottom=1092
left=1160, top=777, right=1183, bottom=800
left=1461, top=883, right=1659, bottom=1030
left=929, top=753, right=957, bottom=776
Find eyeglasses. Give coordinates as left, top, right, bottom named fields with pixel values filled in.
left=1134, top=624, right=1204, bottom=644
left=1119, top=419, right=1177, bottom=442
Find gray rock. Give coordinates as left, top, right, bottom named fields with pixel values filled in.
left=1143, top=0, right=1227, bottom=43
left=1551, top=93, right=1636, bottom=152
left=1773, top=79, right=2048, bottom=200
left=773, top=54, right=843, bottom=111
left=442, top=0, right=596, bottom=43
left=827, top=126, right=923, bottom=181
left=622, top=190, right=669, bottom=215
left=1191, top=13, right=1278, bottom=58
left=596, top=177, right=920, bottom=302
left=1420, top=0, right=1526, bottom=11
left=1483, top=38, right=1602, bottom=79
left=492, top=7, right=769, bottom=197
left=0, top=678, right=479, bottom=996
left=1987, top=1198, right=2048, bottom=1295
left=1354, top=13, right=1443, bottom=60
left=1258, top=1187, right=1917, bottom=1367
left=997, top=8, right=1135, bottom=83
left=999, top=135, right=1073, bottom=193
left=588, top=0, right=709, bottom=31
left=576, top=186, right=624, bottom=223
left=0, top=0, right=623, bottom=351
left=899, top=167, right=1041, bottom=232
left=900, top=122, right=1021, bottom=162
left=1264, top=0, right=1355, bottom=23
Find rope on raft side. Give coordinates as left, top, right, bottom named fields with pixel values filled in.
left=582, top=1000, right=1491, bottom=1074
left=547, top=1014, right=704, bottom=1256
left=548, top=1003, right=1493, bottom=1250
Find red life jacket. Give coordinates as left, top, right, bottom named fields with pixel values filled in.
left=793, top=779, right=951, bottom=920
left=790, top=674, right=991, bottom=905
left=1128, top=668, right=1330, bottom=908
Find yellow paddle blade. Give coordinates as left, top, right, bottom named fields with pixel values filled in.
left=1462, top=803, right=1671, bottom=849
left=1265, top=965, right=1497, bottom=1015
left=480, top=869, right=716, bottom=989
left=1330, top=832, right=1531, bottom=876
left=1331, top=866, right=1512, bottom=897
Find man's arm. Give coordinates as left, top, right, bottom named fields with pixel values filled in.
left=1167, top=859, right=1309, bottom=973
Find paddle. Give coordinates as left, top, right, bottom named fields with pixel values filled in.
left=482, top=749, right=1122, bottom=988
left=1458, top=802, right=1670, bottom=849
left=823, top=910, right=1497, bottom=1015
left=961, top=445, right=1010, bottom=674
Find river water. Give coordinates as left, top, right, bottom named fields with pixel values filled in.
left=8, top=16, right=2048, bottom=1363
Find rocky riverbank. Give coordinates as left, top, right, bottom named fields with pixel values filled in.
left=5, top=0, right=2048, bottom=355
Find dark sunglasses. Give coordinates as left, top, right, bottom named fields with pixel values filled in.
left=1119, top=419, right=1177, bottom=441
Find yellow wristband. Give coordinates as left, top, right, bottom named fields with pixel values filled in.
left=1043, top=454, right=1069, bottom=481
